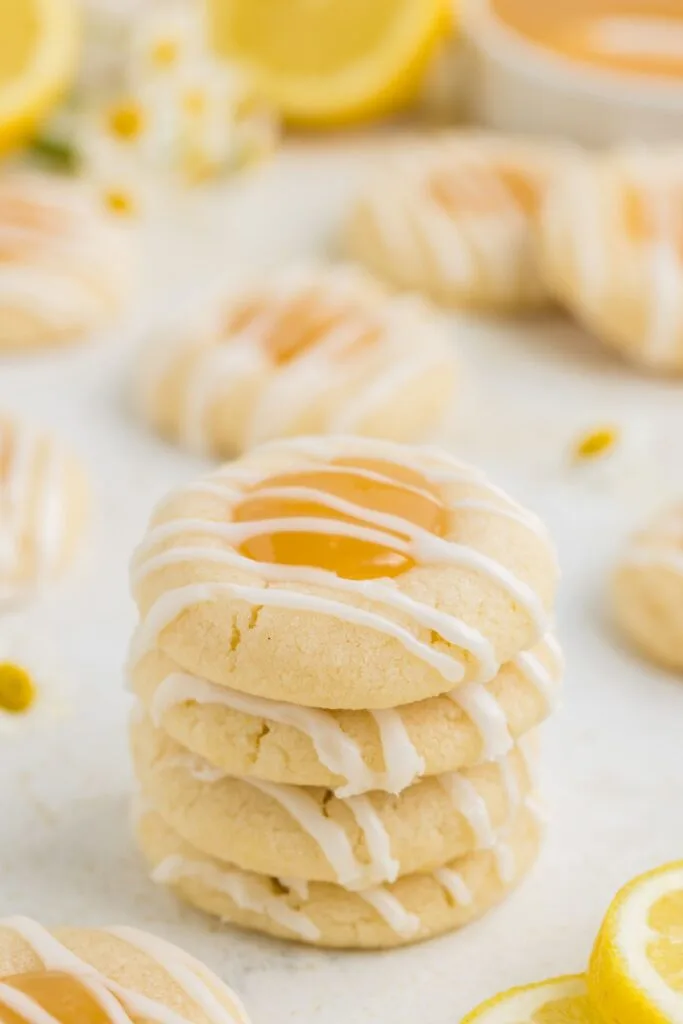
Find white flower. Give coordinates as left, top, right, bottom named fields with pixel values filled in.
left=81, top=136, right=155, bottom=220
left=130, top=1, right=206, bottom=82
left=565, top=418, right=654, bottom=491
left=0, top=622, right=69, bottom=737
left=175, top=57, right=242, bottom=179
left=91, top=83, right=179, bottom=165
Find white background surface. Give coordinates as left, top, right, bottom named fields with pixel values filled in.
left=2, top=139, right=683, bottom=1023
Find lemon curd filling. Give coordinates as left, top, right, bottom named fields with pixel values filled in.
left=491, top=0, right=683, bottom=80
left=234, top=457, right=449, bottom=580
left=0, top=970, right=118, bottom=1024
left=0, top=661, right=36, bottom=713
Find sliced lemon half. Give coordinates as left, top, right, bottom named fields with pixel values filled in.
left=590, top=861, right=683, bottom=1024
left=208, top=0, right=451, bottom=127
left=461, top=975, right=595, bottom=1024
left=0, top=0, right=79, bottom=154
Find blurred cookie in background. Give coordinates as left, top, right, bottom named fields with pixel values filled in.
left=135, top=264, right=459, bottom=459
left=541, top=148, right=683, bottom=374
left=347, top=135, right=569, bottom=313
left=613, top=501, right=683, bottom=672
left=0, top=414, right=89, bottom=604
left=0, top=174, right=133, bottom=351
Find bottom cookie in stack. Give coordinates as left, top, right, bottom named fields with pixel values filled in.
left=137, top=802, right=542, bottom=950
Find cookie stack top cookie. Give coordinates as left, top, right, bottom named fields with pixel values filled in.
left=130, top=435, right=558, bottom=709
left=129, top=435, right=561, bottom=948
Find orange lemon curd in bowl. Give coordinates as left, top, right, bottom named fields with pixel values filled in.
left=491, top=0, right=683, bottom=80
left=233, top=457, right=449, bottom=580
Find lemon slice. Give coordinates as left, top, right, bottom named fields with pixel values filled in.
left=208, top=0, right=451, bottom=126
left=590, top=861, right=683, bottom=1024
left=461, top=976, right=594, bottom=1023
left=0, top=0, right=78, bottom=154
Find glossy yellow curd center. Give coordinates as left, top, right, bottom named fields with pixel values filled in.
left=233, top=457, right=449, bottom=580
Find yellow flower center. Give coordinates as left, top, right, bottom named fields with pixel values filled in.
left=107, top=102, right=146, bottom=143
left=151, top=37, right=180, bottom=69
left=0, top=663, right=36, bottom=714
left=574, top=426, right=619, bottom=461
left=103, top=188, right=137, bottom=218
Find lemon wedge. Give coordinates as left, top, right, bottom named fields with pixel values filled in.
left=461, top=976, right=595, bottom=1024
left=0, top=0, right=78, bottom=154
left=208, top=0, right=451, bottom=127
left=590, top=861, right=683, bottom=1024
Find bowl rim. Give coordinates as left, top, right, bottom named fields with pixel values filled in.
left=461, top=0, right=683, bottom=109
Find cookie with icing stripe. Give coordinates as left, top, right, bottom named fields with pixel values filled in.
left=0, top=917, right=250, bottom=1023
left=0, top=173, right=132, bottom=350
left=612, top=501, right=683, bottom=670
left=131, top=714, right=536, bottom=889
left=129, top=436, right=558, bottom=709
left=138, top=803, right=542, bottom=949
left=347, top=134, right=568, bottom=312
left=135, top=263, right=458, bottom=458
left=131, top=634, right=562, bottom=796
left=0, top=415, right=89, bottom=603
left=541, top=148, right=683, bottom=373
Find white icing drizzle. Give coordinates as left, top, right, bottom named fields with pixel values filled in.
left=0, top=422, right=68, bottom=597
left=131, top=443, right=551, bottom=688
left=346, top=794, right=399, bottom=885
left=438, top=773, right=496, bottom=850
left=434, top=868, right=474, bottom=906
left=492, top=840, right=517, bottom=885
left=242, top=777, right=391, bottom=890
left=0, top=916, right=247, bottom=1024
left=497, top=754, right=521, bottom=811
left=448, top=683, right=513, bottom=761
left=152, top=857, right=320, bottom=942
left=181, top=337, right=266, bottom=454
left=357, top=889, right=421, bottom=940
left=130, top=581, right=479, bottom=686
left=369, top=708, right=425, bottom=794
left=512, top=642, right=563, bottom=714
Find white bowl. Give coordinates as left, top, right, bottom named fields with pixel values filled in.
left=461, top=0, right=683, bottom=145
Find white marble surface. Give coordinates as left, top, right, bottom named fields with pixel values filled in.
left=2, top=139, right=683, bottom=1024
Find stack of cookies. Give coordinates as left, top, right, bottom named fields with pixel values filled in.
left=128, top=435, right=562, bottom=949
